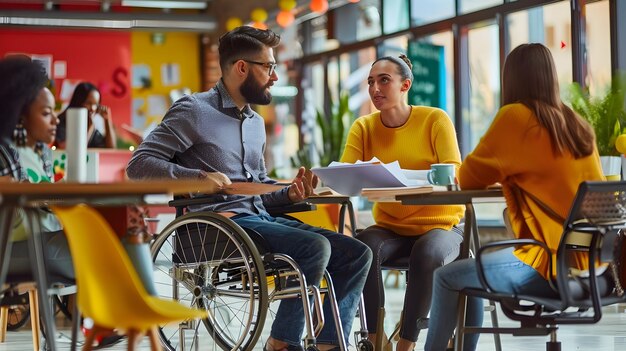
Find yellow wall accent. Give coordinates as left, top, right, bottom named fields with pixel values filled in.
left=130, top=32, right=201, bottom=130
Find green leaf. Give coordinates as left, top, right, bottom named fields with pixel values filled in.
left=568, top=71, right=626, bottom=156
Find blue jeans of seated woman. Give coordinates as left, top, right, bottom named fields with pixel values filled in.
left=424, top=248, right=557, bottom=351
left=233, top=214, right=372, bottom=347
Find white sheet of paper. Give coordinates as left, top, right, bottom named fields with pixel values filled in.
left=312, top=160, right=428, bottom=196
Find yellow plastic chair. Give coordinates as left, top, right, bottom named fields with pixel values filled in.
left=52, top=205, right=208, bottom=351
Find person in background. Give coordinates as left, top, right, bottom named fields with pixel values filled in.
left=424, top=43, right=605, bottom=351
left=55, top=82, right=116, bottom=149
left=340, top=55, right=464, bottom=351
left=0, top=55, right=74, bottom=284
left=126, top=26, right=372, bottom=351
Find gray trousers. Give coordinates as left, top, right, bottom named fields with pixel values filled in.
left=356, top=225, right=463, bottom=342
left=8, top=230, right=75, bottom=281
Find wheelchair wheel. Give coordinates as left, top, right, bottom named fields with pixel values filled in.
left=5, top=304, right=30, bottom=331
left=151, top=212, right=268, bottom=351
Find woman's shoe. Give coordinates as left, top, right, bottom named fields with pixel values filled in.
left=263, top=342, right=304, bottom=351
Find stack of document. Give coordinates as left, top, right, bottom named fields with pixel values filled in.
left=311, top=158, right=430, bottom=196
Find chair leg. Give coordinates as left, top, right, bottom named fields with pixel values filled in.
left=375, top=307, right=385, bottom=351
left=487, top=300, right=502, bottom=351
left=0, top=306, right=8, bottom=342
left=28, top=288, right=40, bottom=351
left=147, top=326, right=162, bottom=351
left=70, top=296, right=80, bottom=351
left=83, top=328, right=96, bottom=351
left=127, top=329, right=140, bottom=351
left=546, top=341, right=561, bottom=351
left=546, top=330, right=561, bottom=351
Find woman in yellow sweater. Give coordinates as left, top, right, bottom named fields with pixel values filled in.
left=424, top=43, right=604, bottom=351
left=341, top=55, right=464, bottom=351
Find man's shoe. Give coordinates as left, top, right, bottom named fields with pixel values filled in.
left=263, top=342, right=304, bottom=351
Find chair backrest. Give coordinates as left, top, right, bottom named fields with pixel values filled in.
left=51, top=205, right=152, bottom=327
left=564, top=181, right=626, bottom=227
left=556, top=181, right=626, bottom=308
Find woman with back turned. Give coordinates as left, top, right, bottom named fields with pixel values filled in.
left=424, top=43, right=604, bottom=351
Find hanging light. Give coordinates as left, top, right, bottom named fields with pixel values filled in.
left=250, top=21, right=268, bottom=30
left=250, top=8, right=268, bottom=23
left=278, top=0, right=297, bottom=11
left=309, top=0, right=328, bottom=14
left=276, top=9, right=295, bottom=27
left=225, top=17, right=242, bottom=31
left=348, top=0, right=360, bottom=2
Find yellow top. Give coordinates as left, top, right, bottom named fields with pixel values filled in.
left=341, top=106, right=464, bottom=236
left=459, top=103, right=605, bottom=279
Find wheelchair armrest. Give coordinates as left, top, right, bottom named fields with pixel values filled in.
left=266, top=202, right=316, bottom=216
left=476, top=239, right=556, bottom=293
left=168, top=195, right=316, bottom=216
left=168, top=194, right=215, bottom=208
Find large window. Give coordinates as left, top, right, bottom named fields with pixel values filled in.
left=468, top=23, right=500, bottom=150
left=383, top=0, right=409, bottom=33
left=585, top=0, right=611, bottom=96
left=460, top=0, right=503, bottom=14
left=339, top=47, right=377, bottom=118
left=325, top=0, right=382, bottom=46
left=303, top=14, right=339, bottom=55
left=507, top=1, right=573, bottom=98
left=411, top=0, right=455, bottom=26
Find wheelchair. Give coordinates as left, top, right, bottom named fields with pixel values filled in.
left=150, top=196, right=373, bottom=351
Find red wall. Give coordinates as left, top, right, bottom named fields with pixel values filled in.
left=0, top=29, right=132, bottom=127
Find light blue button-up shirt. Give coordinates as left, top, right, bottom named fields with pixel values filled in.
left=126, top=80, right=291, bottom=215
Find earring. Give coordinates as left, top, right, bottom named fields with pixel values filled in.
left=13, top=120, right=27, bottom=147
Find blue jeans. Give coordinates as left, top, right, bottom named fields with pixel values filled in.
left=233, top=214, right=372, bottom=347
left=424, top=248, right=556, bottom=351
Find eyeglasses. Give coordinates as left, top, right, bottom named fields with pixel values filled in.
left=238, top=59, right=278, bottom=76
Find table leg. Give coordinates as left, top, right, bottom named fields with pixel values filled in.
left=455, top=203, right=475, bottom=351
left=24, top=208, right=57, bottom=351
left=0, top=207, right=15, bottom=291
left=338, top=200, right=357, bottom=236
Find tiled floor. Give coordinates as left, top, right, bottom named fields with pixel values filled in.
left=2, top=276, right=626, bottom=351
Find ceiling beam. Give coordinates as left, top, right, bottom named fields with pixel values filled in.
left=0, top=9, right=216, bottom=31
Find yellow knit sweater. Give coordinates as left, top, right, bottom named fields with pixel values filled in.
left=341, top=106, right=464, bottom=236
left=459, top=103, right=605, bottom=279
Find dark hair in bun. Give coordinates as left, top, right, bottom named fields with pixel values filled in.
left=372, top=54, right=413, bottom=81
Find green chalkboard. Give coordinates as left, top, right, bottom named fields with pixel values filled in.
left=407, top=41, right=446, bottom=108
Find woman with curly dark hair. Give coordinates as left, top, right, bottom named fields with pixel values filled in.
left=0, top=55, right=74, bottom=280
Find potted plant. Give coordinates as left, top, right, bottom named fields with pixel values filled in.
left=291, top=91, right=355, bottom=169
left=568, top=72, right=626, bottom=176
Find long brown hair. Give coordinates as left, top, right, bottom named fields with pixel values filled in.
left=502, top=43, right=594, bottom=158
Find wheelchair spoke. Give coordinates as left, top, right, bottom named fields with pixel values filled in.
left=151, top=212, right=267, bottom=351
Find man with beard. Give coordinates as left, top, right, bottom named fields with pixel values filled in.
left=126, top=26, right=372, bottom=351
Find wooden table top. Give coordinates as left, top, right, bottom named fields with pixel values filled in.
left=0, top=179, right=221, bottom=201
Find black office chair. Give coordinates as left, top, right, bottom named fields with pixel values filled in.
left=456, top=181, right=626, bottom=351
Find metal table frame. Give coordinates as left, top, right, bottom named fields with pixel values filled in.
left=397, top=188, right=505, bottom=351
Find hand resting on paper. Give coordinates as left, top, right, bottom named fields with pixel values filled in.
left=288, top=167, right=319, bottom=202
left=486, top=182, right=502, bottom=189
